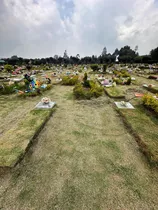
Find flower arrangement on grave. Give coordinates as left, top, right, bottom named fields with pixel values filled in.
left=41, top=97, right=50, bottom=104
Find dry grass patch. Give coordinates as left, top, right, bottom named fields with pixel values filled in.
left=0, top=108, right=55, bottom=167
left=119, top=105, right=158, bottom=166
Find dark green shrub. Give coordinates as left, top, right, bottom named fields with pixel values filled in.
left=103, top=64, right=107, bottom=73
left=125, top=77, right=131, bottom=85
left=83, top=73, right=90, bottom=88
left=90, top=64, right=99, bottom=71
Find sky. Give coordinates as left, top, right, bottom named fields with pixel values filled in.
left=0, top=0, right=158, bottom=58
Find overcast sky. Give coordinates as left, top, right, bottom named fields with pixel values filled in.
left=1, top=0, right=158, bottom=58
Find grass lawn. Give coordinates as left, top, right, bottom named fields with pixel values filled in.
left=0, top=104, right=55, bottom=167
left=0, top=71, right=158, bottom=209
left=119, top=105, right=158, bottom=166
left=105, top=86, right=126, bottom=98
left=133, top=75, right=158, bottom=87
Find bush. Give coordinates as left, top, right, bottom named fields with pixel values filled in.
left=4, top=64, right=13, bottom=73
left=42, top=84, right=52, bottom=91
left=90, top=83, right=103, bottom=97
left=73, top=83, right=85, bottom=99
left=125, top=77, right=131, bottom=85
left=83, top=73, right=90, bottom=88
left=62, top=76, right=79, bottom=86
left=73, top=81, right=103, bottom=99
left=142, top=94, right=158, bottom=114
left=0, top=83, right=26, bottom=95
left=120, top=70, right=130, bottom=77
left=103, top=64, right=107, bottom=73
left=90, top=64, right=99, bottom=71
left=113, top=78, right=123, bottom=85
left=113, top=70, right=130, bottom=78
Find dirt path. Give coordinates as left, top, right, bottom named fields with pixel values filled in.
left=0, top=85, right=158, bottom=210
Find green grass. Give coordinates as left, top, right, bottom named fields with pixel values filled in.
left=120, top=105, right=158, bottom=166
left=0, top=108, right=55, bottom=167
left=105, top=86, right=125, bottom=98
left=64, top=92, right=74, bottom=100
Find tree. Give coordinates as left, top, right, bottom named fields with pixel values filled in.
left=54, top=55, right=59, bottom=60
left=118, top=45, right=137, bottom=63
left=113, top=48, right=119, bottom=56
left=150, top=47, right=158, bottom=62
left=103, top=64, right=107, bottom=72
left=4, top=64, right=13, bottom=73
left=63, top=50, right=69, bottom=60
left=90, top=64, right=99, bottom=71
left=102, top=47, right=107, bottom=56
left=134, top=45, right=138, bottom=53
left=76, top=54, right=80, bottom=59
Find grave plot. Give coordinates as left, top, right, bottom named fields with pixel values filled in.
left=0, top=94, right=56, bottom=168
left=117, top=105, right=158, bottom=166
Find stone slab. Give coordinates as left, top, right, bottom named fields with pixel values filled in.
left=114, top=102, right=135, bottom=109
left=35, top=102, right=56, bottom=109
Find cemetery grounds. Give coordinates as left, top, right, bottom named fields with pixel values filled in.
left=0, top=67, right=158, bottom=210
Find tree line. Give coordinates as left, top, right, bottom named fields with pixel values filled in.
left=1, top=46, right=158, bottom=66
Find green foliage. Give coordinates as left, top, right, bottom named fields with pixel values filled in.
left=114, top=70, right=130, bottom=78
left=113, top=78, right=123, bottom=85
left=43, top=84, right=52, bottom=91
left=103, top=64, right=107, bottom=72
left=125, top=77, right=131, bottom=85
left=18, top=84, right=52, bottom=98
left=62, top=76, right=79, bottom=86
left=73, top=83, right=85, bottom=99
left=150, top=47, right=158, bottom=62
left=83, top=73, right=90, bottom=88
left=4, top=64, right=13, bottom=73
left=120, top=70, right=130, bottom=77
left=142, top=94, right=158, bottom=114
left=118, top=45, right=137, bottom=62
left=0, top=83, right=25, bottom=95
left=90, top=81, right=103, bottom=97
left=90, top=64, right=99, bottom=71
left=73, top=81, right=103, bottom=99
left=0, top=84, right=15, bottom=94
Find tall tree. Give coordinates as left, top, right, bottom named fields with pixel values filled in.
left=101, top=47, right=107, bottom=56
left=150, top=47, right=158, bottom=62
left=54, top=55, right=59, bottom=60
left=119, top=46, right=137, bottom=63
left=134, top=45, right=138, bottom=53
left=63, top=50, right=69, bottom=59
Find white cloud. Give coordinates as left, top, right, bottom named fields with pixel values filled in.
left=116, top=0, right=158, bottom=54
left=0, top=0, right=158, bottom=58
